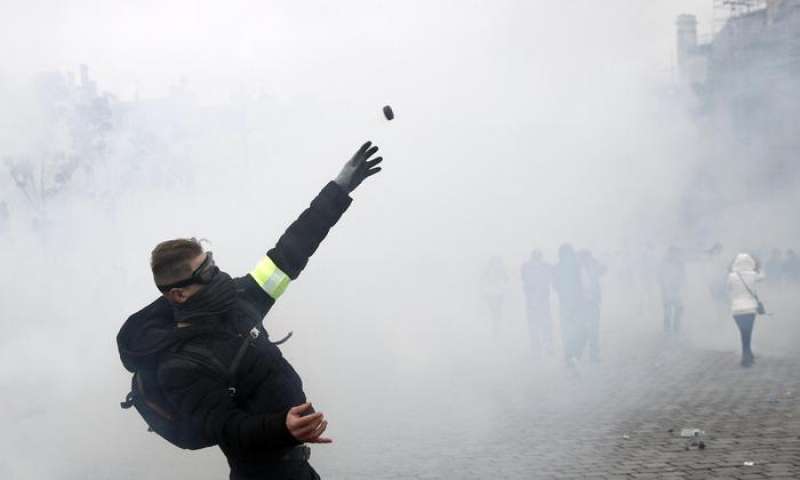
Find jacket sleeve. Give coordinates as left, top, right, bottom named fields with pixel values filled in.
left=158, top=357, right=299, bottom=453
left=244, top=181, right=353, bottom=316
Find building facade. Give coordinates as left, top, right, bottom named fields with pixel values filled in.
left=675, top=0, right=800, bottom=230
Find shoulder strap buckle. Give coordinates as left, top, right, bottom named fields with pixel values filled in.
left=120, top=391, right=135, bottom=409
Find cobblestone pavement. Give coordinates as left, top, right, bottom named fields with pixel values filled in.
left=319, top=343, right=800, bottom=479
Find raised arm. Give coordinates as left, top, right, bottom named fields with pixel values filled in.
left=243, top=141, right=383, bottom=315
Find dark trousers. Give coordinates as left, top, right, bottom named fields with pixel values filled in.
left=734, top=313, right=755, bottom=358
left=230, top=461, right=320, bottom=480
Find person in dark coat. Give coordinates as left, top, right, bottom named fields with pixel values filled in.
left=117, top=141, right=384, bottom=480
left=520, top=249, right=553, bottom=356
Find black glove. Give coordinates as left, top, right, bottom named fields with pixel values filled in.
left=334, top=141, right=383, bottom=194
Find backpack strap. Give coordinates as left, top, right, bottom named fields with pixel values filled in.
left=120, top=356, right=192, bottom=410
left=121, top=326, right=260, bottom=411
left=229, top=327, right=260, bottom=377
left=135, top=370, right=175, bottom=421
left=174, top=328, right=260, bottom=397
left=271, top=330, right=293, bottom=346
left=180, top=344, right=229, bottom=376
left=121, top=392, right=135, bottom=409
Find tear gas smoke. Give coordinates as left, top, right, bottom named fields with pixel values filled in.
left=1, top=1, right=799, bottom=479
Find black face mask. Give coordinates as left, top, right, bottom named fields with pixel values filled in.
left=173, top=271, right=236, bottom=323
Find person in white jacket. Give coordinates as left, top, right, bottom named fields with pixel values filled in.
left=726, top=252, right=764, bottom=367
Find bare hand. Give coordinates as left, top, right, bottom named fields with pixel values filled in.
left=286, top=402, right=333, bottom=444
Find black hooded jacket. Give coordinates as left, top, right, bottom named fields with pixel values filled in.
left=117, top=182, right=351, bottom=469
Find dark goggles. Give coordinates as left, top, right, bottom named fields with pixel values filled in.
left=157, top=252, right=219, bottom=293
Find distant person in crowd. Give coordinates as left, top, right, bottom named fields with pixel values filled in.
left=639, top=241, right=659, bottom=313
left=784, top=249, right=800, bottom=283
left=625, top=241, right=659, bottom=323
left=706, top=243, right=730, bottom=324
left=553, top=244, right=585, bottom=368
left=520, top=249, right=553, bottom=356
left=764, top=248, right=785, bottom=283
left=578, top=249, right=606, bottom=362
left=482, top=256, right=510, bottom=336
left=0, top=201, right=8, bottom=235
left=658, top=243, right=721, bottom=335
left=727, top=252, right=765, bottom=367
left=708, top=269, right=730, bottom=323
left=658, top=246, right=686, bottom=335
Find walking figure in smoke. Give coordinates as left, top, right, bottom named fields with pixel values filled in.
left=482, top=256, right=510, bottom=337
left=117, top=142, right=383, bottom=480
left=657, top=243, right=721, bottom=335
left=658, top=246, right=686, bottom=335
left=553, top=244, right=585, bottom=370
left=764, top=248, right=785, bottom=284
left=0, top=201, right=9, bottom=236
left=726, top=252, right=765, bottom=368
left=577, top=249, right=606, bottom=363
left=520, top=249, right=553, bottom=356
left=784, top=249, right=800, bottom=283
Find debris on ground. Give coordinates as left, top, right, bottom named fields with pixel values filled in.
left=680, top=429, right=707, bottom=450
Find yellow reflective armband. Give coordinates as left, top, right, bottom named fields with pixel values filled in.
left=249, top=256, right=290, bottom=299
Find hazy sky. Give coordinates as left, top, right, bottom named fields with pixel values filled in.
left=1, top=1, right=714, bottom=102
left=0, top=1, right=738, bottom=262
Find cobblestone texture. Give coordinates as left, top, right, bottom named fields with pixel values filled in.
left=319, top=343, right=800, bottom=479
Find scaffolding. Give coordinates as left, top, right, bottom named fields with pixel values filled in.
left=712, top=0, right=767, bottom=34
left=710, top=0, right=800, bottom=72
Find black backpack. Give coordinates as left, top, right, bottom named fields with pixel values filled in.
left=120, top=328, right=258, bottom=450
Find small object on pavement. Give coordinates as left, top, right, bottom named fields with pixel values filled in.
left=681, top=429, right=706, bottom=450
left=743, top=461, right=755, bottom=466
left=623, top=434, right=630, bottom=440
left=383, top=105, right=394, bottom=121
